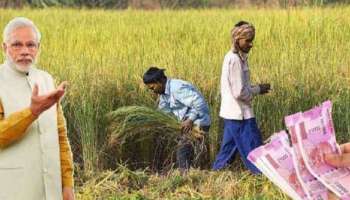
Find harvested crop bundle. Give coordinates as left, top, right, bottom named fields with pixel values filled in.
left=101, top=106, right=207, bottom=171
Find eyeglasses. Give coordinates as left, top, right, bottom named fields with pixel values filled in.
left=9, top=41, right=38, bottom=51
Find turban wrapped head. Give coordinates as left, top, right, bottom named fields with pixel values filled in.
left=231, top=23, right=255, bottom=53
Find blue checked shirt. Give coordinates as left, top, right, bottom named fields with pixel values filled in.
left=158, top=79, right=211, bottom=127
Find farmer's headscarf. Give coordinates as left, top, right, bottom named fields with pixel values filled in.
left=143, top=67, right=166, bottom=84
left=231, top=22, right=255, bottom=57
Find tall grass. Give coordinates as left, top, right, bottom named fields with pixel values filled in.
left=0, top=8, right=349, bottom=173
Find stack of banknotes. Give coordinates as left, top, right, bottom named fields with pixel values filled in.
left=248, top=100, right=350, bottom=200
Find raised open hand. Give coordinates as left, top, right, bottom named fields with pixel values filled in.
left=30, top=81, right=68, bottom=117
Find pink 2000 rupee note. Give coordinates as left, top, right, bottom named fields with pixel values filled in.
left=294, top=101, right=350, bottom=199
left=285, top=112, right=329, bottom=200
left=248, top=145, right=285, bottom=192
left=250, top=131, right=296, bottom=196
left=248, top=131, right=308, bottom=200
left=248, top=145, right=303, bottom=200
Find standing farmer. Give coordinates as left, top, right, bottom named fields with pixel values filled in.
left=143, top=66, right=211, bottom=171
left=212, top=21, right=271, bottom=174
left=0, top=17, right=74, bottom=200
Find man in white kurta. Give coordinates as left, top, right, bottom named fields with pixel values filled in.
left=212, top=21, right=271, bottom=173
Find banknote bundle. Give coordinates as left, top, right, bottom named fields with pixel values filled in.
left=248, top=101, right=350, bottom=200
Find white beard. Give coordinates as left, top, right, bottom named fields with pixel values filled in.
left=5, top=53, right=35, bottom=73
